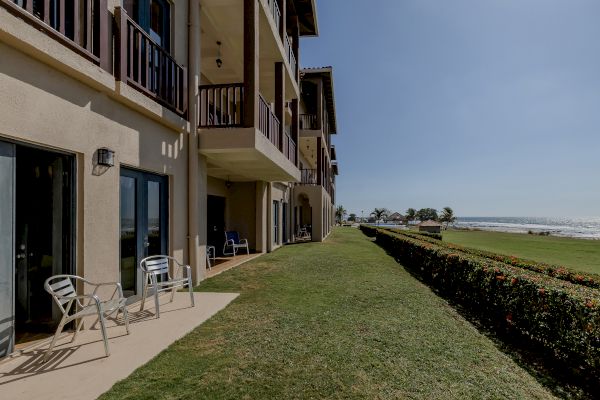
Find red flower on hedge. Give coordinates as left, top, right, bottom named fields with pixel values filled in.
left=538, top=288, right=545, bottom=295
left=496, top=275, right=506, bottom=281
left=511, top=277, right=518, bottom=285
left=506, top=313, right=513, bottom=324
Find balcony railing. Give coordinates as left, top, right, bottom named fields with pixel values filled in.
left=300, top=114, right=318, bottom=130
left=284, top=132, right=297, bottom=166
left=284, top=33, right=297, bottom=77
left=258, top=94, right=280, bottom=149
left=300, top=169, right=318, bottom=185
left=265, top=0, right=281, bottom=32
left=1, top=0, right=108, bottom=67
left=115, top=7, right=187, bottom=116
left=198, top=83, right=244, bottom=128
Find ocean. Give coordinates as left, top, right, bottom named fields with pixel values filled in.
left=454, top=217, right=600, bottom=240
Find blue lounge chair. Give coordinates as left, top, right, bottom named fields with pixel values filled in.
left=223, top=231, right=249, bottom=256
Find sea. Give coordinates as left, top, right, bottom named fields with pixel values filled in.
left=375, top=217, right=600, bottom=240
left=454, top=217, right=600, bottom=240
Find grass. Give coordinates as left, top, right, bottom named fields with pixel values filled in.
left=100, top=228, right=556, bottom=399
left=442, top=229, right=600, bottom=275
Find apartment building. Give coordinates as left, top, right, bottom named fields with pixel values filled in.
left=0, top=0, right=337, bottom=358
left=294, top=67, right=338, bottom=242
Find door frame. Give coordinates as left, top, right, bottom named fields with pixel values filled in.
left=119, top=166, right=169, bottom=296
left=0, top=138, right=77, bottom=358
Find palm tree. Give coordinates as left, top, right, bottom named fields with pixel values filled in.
left=405, top=208, right=417, bottom=225
left=440, top=207, right=457, bottom=230
left=335, top=205, right=347, bottom=225
left=370, top=208, right=389, bottom=226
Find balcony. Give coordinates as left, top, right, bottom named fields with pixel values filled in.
left=300, top=114, right=318, bottom=130
left=300, top=169, right=318, bottom=185
left=115, top=7, right=187, bottom=116
left=198, top=83, right=299, bottom=182
left=0, top=0, right=109, bottom=69
left=284, top=33, right=297, bottom=77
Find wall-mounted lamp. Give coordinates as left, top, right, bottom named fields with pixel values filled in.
left=225, top=179, right=233, bottom=189
left=216, top=41, right=223, bottom=68
left=97, top=147, right=115, bottom=167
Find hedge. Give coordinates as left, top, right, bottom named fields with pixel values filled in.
left=362, top=226, right=600, bottom=372
left=384, top=227, right=600, bottom=290
left=360, top=225, right=442, bottom=240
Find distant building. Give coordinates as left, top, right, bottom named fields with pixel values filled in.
left=418, top=220, right=442, bottom=233
left=388, top=212, right=405, bottom=223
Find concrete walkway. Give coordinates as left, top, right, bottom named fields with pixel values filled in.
left=0, top=291, right=239, bottom=400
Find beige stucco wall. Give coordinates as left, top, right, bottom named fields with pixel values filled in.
left=0, top=42, right=189, bottom=294
left=206, top=177, right=258, bottom=250
left=293, top=184, right=332, bottom=242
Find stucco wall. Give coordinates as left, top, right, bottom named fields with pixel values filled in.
left=0, top=42, right=189, bottom=292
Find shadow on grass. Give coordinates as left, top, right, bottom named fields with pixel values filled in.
left=367, top=237, right=600, bottom=400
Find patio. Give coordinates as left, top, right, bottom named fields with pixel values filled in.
left=0, top=291, right=239, bottom=400
left=207, top=253, right=263, bottom=278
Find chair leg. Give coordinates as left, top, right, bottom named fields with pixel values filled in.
left=122, top=306, right=130, bottom=334
left=43, top=321, right=65, bottom=363
left=154, top=288, right=160, bottom=318
left=188, top=278, right=195, bottom=307
left=97, top=311, right=110, bottom=357
left=71, top=317, right=85, bottom=343
left=140, top=281, right=148, bottom=312
left=170, top=286, right=176, bottom=303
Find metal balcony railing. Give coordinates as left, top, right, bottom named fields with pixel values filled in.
left=198, top=83, right=244, bottom=127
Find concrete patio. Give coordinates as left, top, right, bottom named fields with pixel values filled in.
left=207, top=253, right=263, bottom=278
left=0, top=291, right=239, bottom=400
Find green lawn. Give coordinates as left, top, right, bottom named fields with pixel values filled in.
left=442, top=229, right=600, bottom=275
left=101, top=228, right=556, bottom=399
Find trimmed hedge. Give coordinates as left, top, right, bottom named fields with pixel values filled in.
left=360, top=225, right=442, bottom=240
left=384, top=227, right=600, bottom=290
left=359, top=224, right=379, bottom=237
left=363, top=226, right=600, bottom=372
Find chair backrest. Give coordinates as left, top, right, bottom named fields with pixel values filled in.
left=45, top=275, right=78, bottom=313
left=225, top=231, right=240, bottom=244
left=140, top=256, right=171, bottom=275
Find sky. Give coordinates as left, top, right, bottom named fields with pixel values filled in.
left=300, top=0, right=600, bottom=218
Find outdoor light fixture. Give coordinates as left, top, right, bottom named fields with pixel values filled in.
left=216, top=41, right=223, bottom=68
left=97, top=147, right=115, bottom=167
left=225, top=179, right=233, bottom=189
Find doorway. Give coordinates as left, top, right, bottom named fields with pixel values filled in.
left=0, top=140, right=75, bottom=357
left=207, top=195, right=226, bottom=256
left=120, top=168, right=168, bottom=298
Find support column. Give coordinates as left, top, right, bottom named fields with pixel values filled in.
left=275, top=62, right=285, bottom=151
left=255, top=181, right=268, bottom=253
left=316, top=80, right=323, bottom=130
left=187, top=0, right=203, bottom=283
left=291, top=98, right=299, bottom=167
left=244, top=0, right=259, bottom=128
left=317, top=136, right=322, bottom=185
left=291, top=15, right=299, bottom=82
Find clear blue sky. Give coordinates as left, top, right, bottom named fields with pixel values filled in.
left=300, top=0, right=600, bottom=218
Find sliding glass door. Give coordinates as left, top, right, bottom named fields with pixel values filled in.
left=0, top=142, right=15, bottom=357
left=120, top=168, right=168, bottom=298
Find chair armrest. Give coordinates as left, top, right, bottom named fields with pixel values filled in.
left=225, top=239, right=235, bottom=246
left=89, top=281, right=125, bottom=299
left=239, top=238, right=248, bottom=245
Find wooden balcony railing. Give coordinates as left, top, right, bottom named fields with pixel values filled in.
left=0, top=0, right=108, bottom=69
left=300, top=169, right=318, bottom=185
left=266, top=0, right=281, bottom=32
left=115, top=7, right=186, bottom=116
left=198, top=83, right=244, bottom=128
left=284, top=33, right=297, bottom=77
left=258, top=94, right=280, bottom=149
left=300, top=114, right=318, bottom=130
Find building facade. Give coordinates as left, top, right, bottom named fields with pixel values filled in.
left=0, top=0, right=338, bottom=358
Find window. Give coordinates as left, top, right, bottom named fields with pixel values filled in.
left=125, top=0, right=171, bottom=51
left=273, top=201, right=280, bottom=245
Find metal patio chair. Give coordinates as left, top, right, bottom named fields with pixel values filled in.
left=43, top=275, right=130, bottom=362
left=139, top=256, right=195, bottom=318
left=206, top=245, right=216, bottom=270
left=223, top=231, right=249, bottom=256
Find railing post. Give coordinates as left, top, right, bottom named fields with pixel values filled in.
left=291, top=98, right=299, bottom=167
left=244, top=0, right=259, bottom=128
left=275, top=62, right=284, bottom=151
left=114, top=7, right=128, bottom=81
left=98, top=0, right=110, bottom=72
